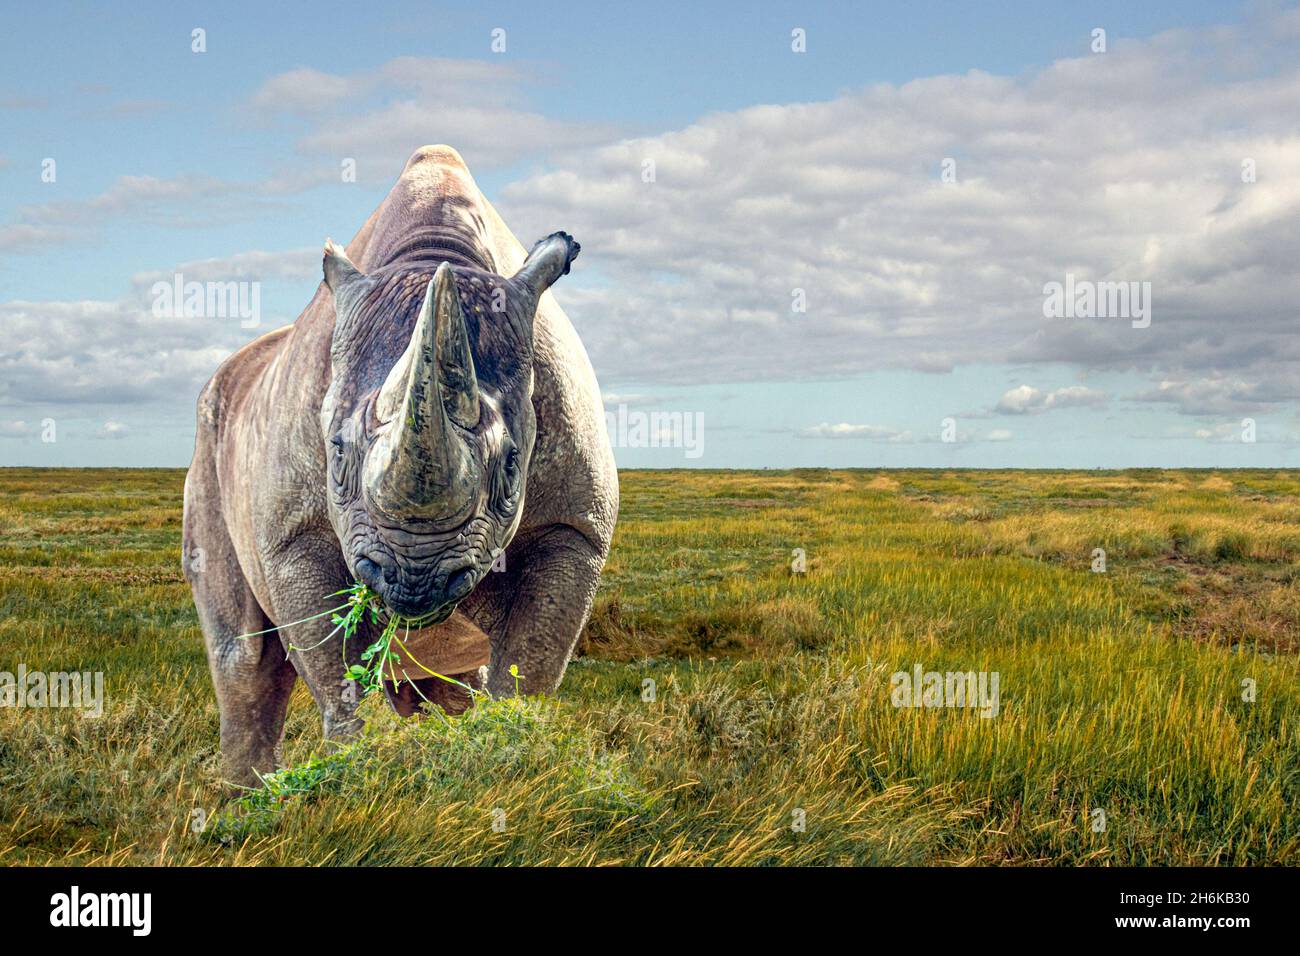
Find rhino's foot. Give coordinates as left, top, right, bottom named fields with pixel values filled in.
left=322, top=711, right=365, bottom=744
left=219, top=732, right=285, bottom=795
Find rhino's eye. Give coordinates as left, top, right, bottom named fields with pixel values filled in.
left=504, top=446, right=519, bottom=479
left=330, top=434, right=346, bottom=459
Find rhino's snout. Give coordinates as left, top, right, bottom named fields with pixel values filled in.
left=354, top=552, right=478, bottom=623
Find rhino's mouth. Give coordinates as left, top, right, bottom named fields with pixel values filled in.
left=373, top=570, right=476, bottom=626
left=354, top=553, right=465, bottom=625
left=389, top=604, right=456, bottom=628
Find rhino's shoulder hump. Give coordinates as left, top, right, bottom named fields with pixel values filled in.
left=196, top=325, right=293, bottom=429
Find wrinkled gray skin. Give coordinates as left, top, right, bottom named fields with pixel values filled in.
left=182, top=146, right=617, bottom=787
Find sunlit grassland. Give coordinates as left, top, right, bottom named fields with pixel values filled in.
left=0, top=467, right=1296, bottom=865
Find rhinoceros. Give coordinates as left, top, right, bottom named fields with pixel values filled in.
left=182, top=145, right=618, bottom=787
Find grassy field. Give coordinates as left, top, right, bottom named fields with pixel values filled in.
left=0, top=467, right=1297, bottom=865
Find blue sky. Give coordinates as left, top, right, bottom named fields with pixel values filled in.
left=2, top=0, right=1297, bottom=467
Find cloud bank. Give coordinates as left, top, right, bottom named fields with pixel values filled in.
left=497, top=11, right=1300, bottom=417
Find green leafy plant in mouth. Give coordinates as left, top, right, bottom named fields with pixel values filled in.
left=236, top=582, right=481, bottom=706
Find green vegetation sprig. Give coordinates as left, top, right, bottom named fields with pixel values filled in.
left=238, top=582, right=482, bottom=705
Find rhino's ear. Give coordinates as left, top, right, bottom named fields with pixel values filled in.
left=323, top=237, right=363, bottom=293
left=322, top=238, right=375, bottom=345
left=511, top=231, right=580, bottom=298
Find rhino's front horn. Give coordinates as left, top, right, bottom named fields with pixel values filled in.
left=363, top=263, right=480, bottom=521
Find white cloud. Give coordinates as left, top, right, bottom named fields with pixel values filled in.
left=995, top=386, right=1041, bottom=415
left=986, top=429, right=1014, bottom=441
left=995, top=384, right=1109, bottom=415
left=0, top=174, right=277, bottom=252
left=0, top=57, right=617, bottom=219
left=0, top=248, right=307, bottom=407
left=798, top=422, right=912, bottom=442
left=96, top=421, right=129, bottom=439
left=601, top=392, right=658, bottom=407
left=129, top=247, right=319, bottom=286
left=247, top=57, right=619, bottom=183
left=1130, top=377, right=1267, bottom=416
left=1194, top=423, right=1241, bottom=442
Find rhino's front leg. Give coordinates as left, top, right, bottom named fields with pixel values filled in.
left=480, top=524, right=606, bottom=698
left=184, top=455, right=299, bottom=791
left=189, top=549, right=298, bottom=791
left=266, top=542, right=366, bottom=744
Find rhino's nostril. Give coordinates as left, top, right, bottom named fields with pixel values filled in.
left=355, top=557, right=385, bottom=592
left=446, top=567, right=476, bottom=602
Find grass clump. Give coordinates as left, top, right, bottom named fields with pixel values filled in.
left=205, top=696, right=656, bottom=857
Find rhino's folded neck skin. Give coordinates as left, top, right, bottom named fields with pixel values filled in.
left=379, top=228, right=493, bottom=274
left=366, top=185, right=498, bottom=274
left=313, top=215, right=579, bottom=622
